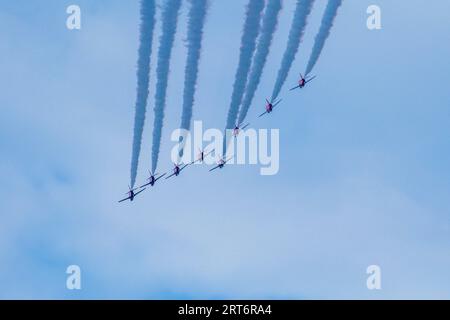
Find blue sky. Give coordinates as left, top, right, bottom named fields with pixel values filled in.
left=0, top=0, right=449, bottom=299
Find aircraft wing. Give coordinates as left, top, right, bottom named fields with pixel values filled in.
left=290, top=85, right=300, bottom=91
left=155, top=173, right=167, bottom=181
left=241, top=123, right=250, bottom=130
left=134, top=189, right=145, bottom=197
left=259, top=111, right=268, bottom=118
left=306, top=76, right=316, bottom=83
left=139, top=182, right=151, bottom=189
left=179, top=164, right=189, bottom=172
left=224, top=156, right=234, bottom=164
left=273, top=99, right=282, bottom=108
left=118, top=196, right=131, bottom=203
left=165, top=172, right=177, bottom=180
left=205, top=150, right=214, bottom=157
left=209, top=165, right=221, bottom=172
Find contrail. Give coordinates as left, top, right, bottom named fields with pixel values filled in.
left=130, top=0, right=156, bottom=188
left=271, top=0, right=315, bottom=102
left=151, top=0, right=182, bottom=173
left=223, top=0, right=265, bottom=154
left=238, top=0, right=283, bottom=124
left=178, top=0, right=209, bottom=158
left=305, top=0, right=343, bottom=76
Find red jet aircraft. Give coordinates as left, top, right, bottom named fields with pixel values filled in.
left=139, top=171, right=166, bottom=188
left=118, top=186, right=145, bottom=203
left=233, top=122, right=250, bottom=137
left=290, top=73, right=316, bottom=91
left=209, top=156, right=234, bottom=172
left=165, top=163, right=190, bottom=180
left=192, top=148, right=214, bottom=164
left=259, top=98, right=282, bottom=118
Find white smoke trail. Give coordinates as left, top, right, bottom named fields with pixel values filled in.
left=271, top=0, right=314, bottom=101
left=304, top=0, right=343, bottom=76
left=238, top=0, right=283, bottom=124
left=223, top=0, right=265, bottom=154
left=151, top=0, right=182, bottom=173
left=178, top=0, right=209, bottom=158
left=130, top=0, right=156, bottom=188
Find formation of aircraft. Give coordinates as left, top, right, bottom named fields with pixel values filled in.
left=290, top=73, right=316, bottom=91
left=119, top=150, right=223, bottom=202
left=120, top=71, right=317, bottom=203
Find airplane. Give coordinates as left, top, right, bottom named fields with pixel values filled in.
left=165, top=163, right=190, bottom=180
left=118, top=186, right=145, bottom=203
left=192, top=148, right=214, bottom=164
left=259, top=98, right=282, bottom=118
left=290, top=73, right=316, bottom=91
left=209, top=156, right=234, bottom=172
left=139, top=171, right=166, bottom=188
left=233, top=122, right=250, bottom=137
